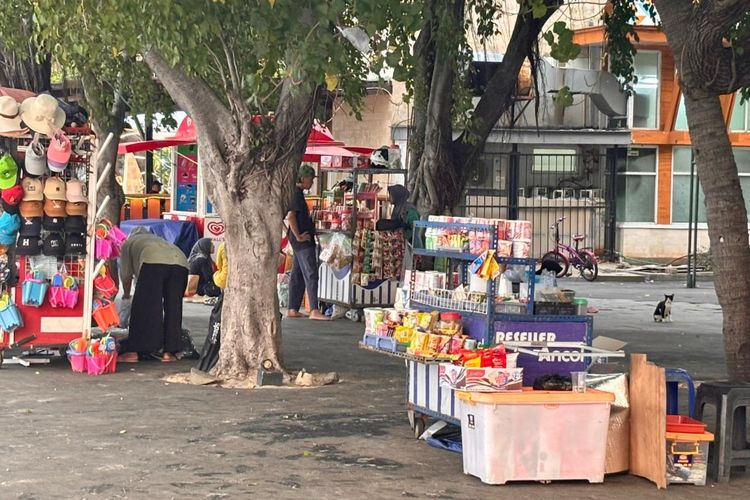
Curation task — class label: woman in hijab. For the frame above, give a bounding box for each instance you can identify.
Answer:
[188,238,221,298]
[376,184,421,278]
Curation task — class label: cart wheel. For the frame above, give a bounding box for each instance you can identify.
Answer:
[414,415,427,439]
[347,309,362,322]
[407,409,416,430]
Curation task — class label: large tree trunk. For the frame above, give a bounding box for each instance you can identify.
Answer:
[143,49,316,377]
[409,0,559,214]
[655,0,750,380]
[684,94,750,380]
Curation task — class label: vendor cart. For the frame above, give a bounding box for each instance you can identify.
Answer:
[0,126,103,366]
[359,218,612,435]
[314,166,407,321]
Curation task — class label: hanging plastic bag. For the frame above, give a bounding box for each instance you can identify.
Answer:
[319,232,352,271]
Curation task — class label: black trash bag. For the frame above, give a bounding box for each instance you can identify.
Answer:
[178,328,200,360]
[196,293,223,372]
[533,374,572,391]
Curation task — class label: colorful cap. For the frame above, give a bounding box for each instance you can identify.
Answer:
[0,154,19,190]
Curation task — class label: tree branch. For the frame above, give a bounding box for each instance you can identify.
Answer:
[142,48,232,150]
[454,0,560,165]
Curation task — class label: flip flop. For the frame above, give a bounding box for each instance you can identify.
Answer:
[287,311,307,318]
[118,353,139,363]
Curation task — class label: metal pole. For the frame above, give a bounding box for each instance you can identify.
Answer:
[687,149,696,288]
[509,144,519,220]
[145,123,154,192]
[692,169,700,287]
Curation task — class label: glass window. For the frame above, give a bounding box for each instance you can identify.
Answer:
[616,148,656,222]
[730,94,748,132]
[675,95,688,130]
[632,52,660,129]
[533,148,578,173]
[672,147,750,222]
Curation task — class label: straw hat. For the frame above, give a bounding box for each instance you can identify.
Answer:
[19,94,65,137]
[0,96,26,136]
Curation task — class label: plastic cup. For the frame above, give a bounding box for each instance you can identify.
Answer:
[571,371,587,393]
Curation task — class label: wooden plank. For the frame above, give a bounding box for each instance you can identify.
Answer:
[629,353,667,489]
[656,145,673,224]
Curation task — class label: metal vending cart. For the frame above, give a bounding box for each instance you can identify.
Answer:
[405,220,536,432]
[315,166,407,322]
[359,218,611,438]
[0,129,108,367]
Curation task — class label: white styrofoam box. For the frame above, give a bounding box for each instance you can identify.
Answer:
[458,391,612,484]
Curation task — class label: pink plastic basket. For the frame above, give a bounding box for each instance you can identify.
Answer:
[67,351,87,373]
[86,352,117,375]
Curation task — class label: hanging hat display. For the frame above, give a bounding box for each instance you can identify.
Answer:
[19,94,65,137]
[0,96,26,136]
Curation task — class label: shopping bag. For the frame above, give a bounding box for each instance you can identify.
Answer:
[117,298,132,328]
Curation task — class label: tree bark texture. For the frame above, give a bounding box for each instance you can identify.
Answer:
[83,74,127,225]
[409,0,559,214]
[655,0,750,380]
[143,49,317,377]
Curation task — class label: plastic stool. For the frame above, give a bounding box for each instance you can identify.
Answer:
[666,368,696,418]
[695,381,750,483]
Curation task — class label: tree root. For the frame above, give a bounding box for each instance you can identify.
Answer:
[161,368,340,389]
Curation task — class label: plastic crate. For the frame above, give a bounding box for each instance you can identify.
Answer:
[376,336,408,353]
[363,333,378,347]
[666,415,707,434]
[534,302,577,316]
[458,389,614,484]
[666,431,714,485]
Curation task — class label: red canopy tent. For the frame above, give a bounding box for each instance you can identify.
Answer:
[0,87,35,103]
[117,116,196,154]
[117,117,373,160]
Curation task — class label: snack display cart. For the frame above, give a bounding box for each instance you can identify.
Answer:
[359,217,600,436]
[314,165,407,320]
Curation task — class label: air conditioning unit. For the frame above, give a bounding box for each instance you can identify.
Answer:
[579,189,601,200]
[517,188,528,198]
[553,188,575,199]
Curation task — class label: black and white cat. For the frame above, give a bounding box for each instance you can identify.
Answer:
[653,294,674,322]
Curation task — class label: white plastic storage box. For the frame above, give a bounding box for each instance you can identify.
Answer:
[458,389,614,484]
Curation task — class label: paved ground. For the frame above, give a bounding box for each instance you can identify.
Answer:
[1,278,748,499]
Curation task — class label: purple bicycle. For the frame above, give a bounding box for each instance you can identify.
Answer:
[541,217,599,282]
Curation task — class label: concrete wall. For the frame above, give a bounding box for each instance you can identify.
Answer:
[617,227,710,260]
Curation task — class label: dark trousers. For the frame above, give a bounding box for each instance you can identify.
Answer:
[123,263,188,354]
[289,245,319,311]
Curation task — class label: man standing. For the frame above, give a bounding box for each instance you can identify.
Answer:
[286,164,328,321]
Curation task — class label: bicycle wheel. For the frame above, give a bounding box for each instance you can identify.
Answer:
[541,251,570,278]
[579,252,599,282]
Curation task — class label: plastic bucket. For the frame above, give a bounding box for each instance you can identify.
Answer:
[67,351,87,373]
[86,352,116,375]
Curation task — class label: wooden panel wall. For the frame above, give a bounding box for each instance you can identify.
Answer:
[657,145,672,224]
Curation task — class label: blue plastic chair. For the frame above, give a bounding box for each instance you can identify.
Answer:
[666,368,696,418]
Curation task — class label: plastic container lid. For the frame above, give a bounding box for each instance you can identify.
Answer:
[665,430,714,442]
[572,298,588,305]
[457,387,615,404]
[440,312,462,321]
[666,415,707,434]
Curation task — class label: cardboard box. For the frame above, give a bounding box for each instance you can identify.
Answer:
[439,364,523,392]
